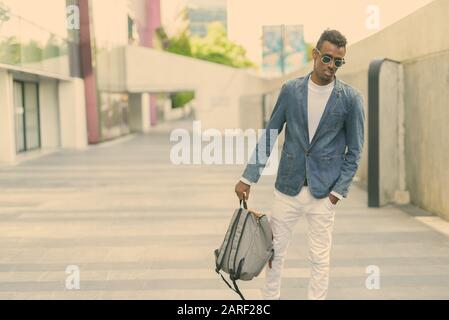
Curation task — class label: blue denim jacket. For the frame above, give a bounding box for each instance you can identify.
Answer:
[242,72,365,199]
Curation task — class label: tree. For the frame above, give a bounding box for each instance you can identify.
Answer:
[166,26,192,57]
[154,11,257,109]
[305,42,314,62]
[0,37,20,64]
[155,20,256,69]
[0,2,10,28]
[22,40,42,63]
[43,35,61,59]
[190,22,256,68]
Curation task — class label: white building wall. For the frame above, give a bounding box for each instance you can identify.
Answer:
[39,79,61,149]
[129,93,151,133]
[124,46,271,131]
[0,69,16,164]
[58,78,88,150]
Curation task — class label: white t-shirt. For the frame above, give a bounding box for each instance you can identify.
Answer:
[307,78,335,143]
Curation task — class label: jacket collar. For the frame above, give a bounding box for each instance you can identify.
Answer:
[298,71,343,93]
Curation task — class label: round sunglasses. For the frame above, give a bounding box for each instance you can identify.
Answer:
[315,48,346,68]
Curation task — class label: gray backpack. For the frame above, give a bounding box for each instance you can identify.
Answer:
[214,199,274,300]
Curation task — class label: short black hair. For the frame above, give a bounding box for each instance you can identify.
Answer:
[316,29,347,50]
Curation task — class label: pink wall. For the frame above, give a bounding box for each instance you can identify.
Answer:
[81,0,162,137]
[133,0,161,126]
[79,0,100,144]
[144,0,161,126]
[134,0,161,48]
[143,0,161,48]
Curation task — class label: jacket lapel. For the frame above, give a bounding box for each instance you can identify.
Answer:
[295,73,311,146]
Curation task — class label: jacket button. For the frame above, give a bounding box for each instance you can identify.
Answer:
[305,151,310,156]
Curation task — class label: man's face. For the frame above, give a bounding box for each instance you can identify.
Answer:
[313,40,346,82]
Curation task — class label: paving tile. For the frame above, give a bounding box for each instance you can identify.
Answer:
[0,129,448,300]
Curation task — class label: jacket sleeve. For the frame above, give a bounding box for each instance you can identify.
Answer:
[332,92,365,197]
[241,84,288,184]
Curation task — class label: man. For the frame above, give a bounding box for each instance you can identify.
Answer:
[234,29,365,300]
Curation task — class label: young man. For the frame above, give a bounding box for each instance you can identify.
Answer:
[235,29,365,300]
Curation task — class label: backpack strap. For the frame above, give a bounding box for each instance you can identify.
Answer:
[215,207,243,273]
[228,210,250,277]
[232,278,245,300]
[217,270,246,300]
[239,199,248,210]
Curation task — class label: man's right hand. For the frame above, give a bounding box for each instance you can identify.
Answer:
[235,180,251,201]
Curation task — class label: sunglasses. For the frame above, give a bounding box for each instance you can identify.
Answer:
[315,48,346,68]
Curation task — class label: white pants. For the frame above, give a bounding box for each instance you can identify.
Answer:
[261,186,336,300]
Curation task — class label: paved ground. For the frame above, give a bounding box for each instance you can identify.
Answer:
[1,122,449,300]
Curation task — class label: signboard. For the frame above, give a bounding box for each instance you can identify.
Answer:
[262,24,307,77]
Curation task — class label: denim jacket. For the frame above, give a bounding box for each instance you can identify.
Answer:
[242,72,365,199]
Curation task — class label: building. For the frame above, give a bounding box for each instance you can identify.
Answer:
[0,0,270,165]
[186,0,227,37]
[0,0,163,163]
[262,24,307,77]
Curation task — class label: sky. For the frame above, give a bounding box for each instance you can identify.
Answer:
[161,0,436,65]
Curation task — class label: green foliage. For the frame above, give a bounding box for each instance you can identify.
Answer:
[166,27,192,57]
[156,21,256,69]
[305,42,314,62]
[171,91,195,109]
[0,36,21,64]
[21,40,43,63]
[154,27,170,50]
[154,11,258,108]
[190,22,256,68]
[43,35,61,59]
[0,35,66,65]
[0,3,11,23]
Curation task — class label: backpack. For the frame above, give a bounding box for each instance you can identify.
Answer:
[214,199,274,300]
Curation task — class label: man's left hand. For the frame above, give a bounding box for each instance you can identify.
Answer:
[328,193,339,205]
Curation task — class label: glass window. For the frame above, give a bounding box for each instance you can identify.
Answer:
[13,80,41,153]
[99,92,130,140]
[24,82,40,150]
[0,0,71,76]
[13,81,25,153]
[90,0,131,141]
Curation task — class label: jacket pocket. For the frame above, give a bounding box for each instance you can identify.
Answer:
[277,150,294,178]
[319,154,345,185]
[324,112,344,130]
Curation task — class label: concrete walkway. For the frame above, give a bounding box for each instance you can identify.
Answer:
[1,124,449,300]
